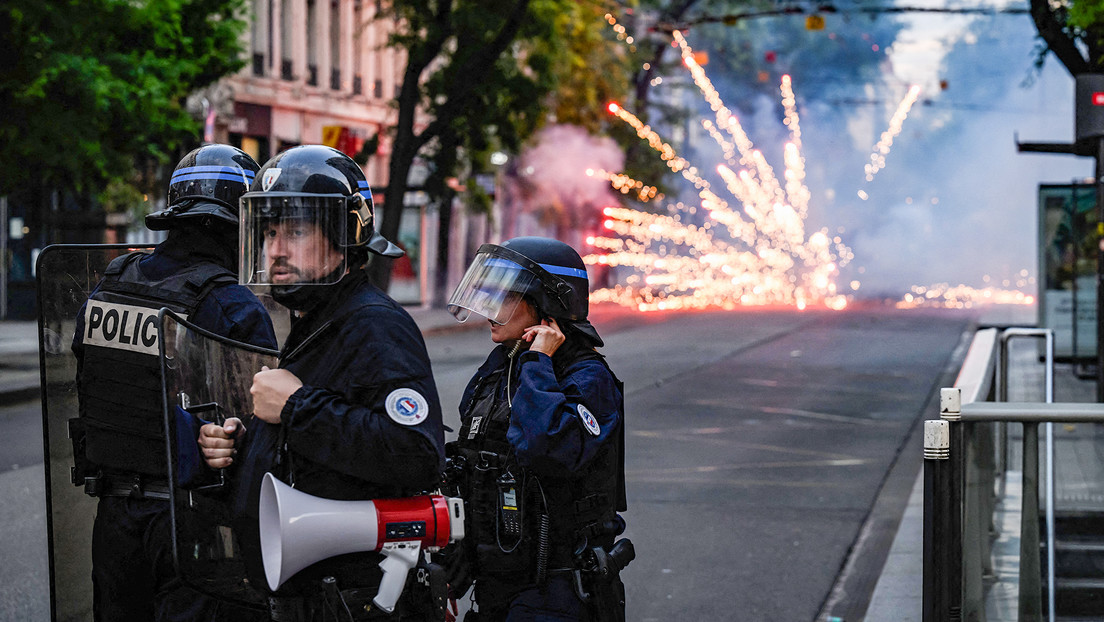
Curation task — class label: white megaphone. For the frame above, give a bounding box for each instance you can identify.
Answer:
[258,472,465,613]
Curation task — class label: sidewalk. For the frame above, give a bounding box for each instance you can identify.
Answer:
[0,319,40,406]
[864,336,1100,622]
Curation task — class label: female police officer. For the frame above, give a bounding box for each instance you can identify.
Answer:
[444,237,630,621]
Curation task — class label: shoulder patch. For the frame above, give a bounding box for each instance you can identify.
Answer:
[385,388,430,426]
[577,403,601,436]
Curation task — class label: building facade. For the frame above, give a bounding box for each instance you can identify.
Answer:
[214,0,403,185]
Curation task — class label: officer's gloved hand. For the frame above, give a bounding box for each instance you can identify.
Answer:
[198,417,246,468]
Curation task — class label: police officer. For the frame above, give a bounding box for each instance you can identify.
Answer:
[72,143,278,621]
[444,237,631,621]
[198,144,446,621]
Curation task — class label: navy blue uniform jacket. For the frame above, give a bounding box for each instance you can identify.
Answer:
[460,345,622,478]
[236,270,445,514]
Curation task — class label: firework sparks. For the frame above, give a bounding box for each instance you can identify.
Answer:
[592,26,1027,314]
[586,30,852,312]
[586,168,662,202]
[864,85,922,183]
[896,283,1034,309]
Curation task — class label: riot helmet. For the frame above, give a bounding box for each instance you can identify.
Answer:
[147,144,260,231]
[239,145,402,306]
[448,236,602,345]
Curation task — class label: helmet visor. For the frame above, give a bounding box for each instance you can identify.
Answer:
[447,248,538,325]
[240,193,349,287]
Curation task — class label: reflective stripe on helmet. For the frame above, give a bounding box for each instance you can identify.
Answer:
[171,166,256,184]
[356,180,372,202]
[537,262,588,279]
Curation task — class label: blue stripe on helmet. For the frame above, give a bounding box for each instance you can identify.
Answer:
[538,263,588,279]
[172,166,255,182]
[357,181,372,200]
[170,172,254,185]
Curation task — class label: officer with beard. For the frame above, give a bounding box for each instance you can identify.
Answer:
[198,144,446,621]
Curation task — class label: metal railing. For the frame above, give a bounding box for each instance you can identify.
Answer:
[921,327,1104,622]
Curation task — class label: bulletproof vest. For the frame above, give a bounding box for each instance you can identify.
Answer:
[77,252,237,476]
[452,347,626,575]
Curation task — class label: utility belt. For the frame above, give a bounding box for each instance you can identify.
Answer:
[68,414,168,493]
[81,472,171,501]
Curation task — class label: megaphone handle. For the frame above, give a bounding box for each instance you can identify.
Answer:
[373,542,421,613]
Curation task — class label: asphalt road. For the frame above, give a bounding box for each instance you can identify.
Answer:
[426,305,974,621]
[0,304,975,621]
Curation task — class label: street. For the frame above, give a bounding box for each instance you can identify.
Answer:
[0,304,974,621]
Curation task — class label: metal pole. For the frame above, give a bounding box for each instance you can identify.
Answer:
[924,419,951,622]
[997,330,1009,499]
[1095,137,1104,402]
[961,419,988,621]
[0,196,7,320]
[0,195,7,320]
[940,389,964,622]
[1044,331,1055,622]
[1072,182,1080,363]
[1020,422,1043,621]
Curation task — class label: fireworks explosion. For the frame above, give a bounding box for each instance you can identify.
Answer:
[586,21,1033,313]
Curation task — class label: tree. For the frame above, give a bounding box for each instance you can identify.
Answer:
[0,0,247,237]
[1030,0,1104,74]
[370,0,635,292]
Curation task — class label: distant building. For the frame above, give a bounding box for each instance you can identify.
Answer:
[210,0,404,187]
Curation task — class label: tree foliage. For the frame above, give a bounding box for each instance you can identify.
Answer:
[0,0,248,202]
[1030,0,1104,74]
[370,0,635,290]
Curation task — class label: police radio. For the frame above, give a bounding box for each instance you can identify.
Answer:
[497,472,522,541]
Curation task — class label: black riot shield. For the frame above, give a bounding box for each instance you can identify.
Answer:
[158,309,278,608]
[36,243,155,622]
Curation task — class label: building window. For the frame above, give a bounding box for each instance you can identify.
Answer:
[353,0,363,94]
[306,0,317,85]
[374,79,383,99]
[251,0,268,76]
[330,0,341,90]
[280,0,293,81]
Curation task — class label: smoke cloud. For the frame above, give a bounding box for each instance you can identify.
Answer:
[514,124,625,237]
